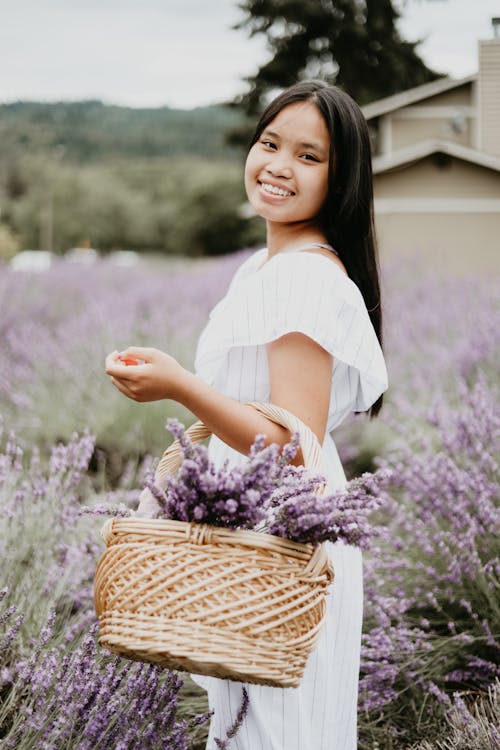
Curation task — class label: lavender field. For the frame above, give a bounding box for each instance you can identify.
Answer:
[0,251,498,749]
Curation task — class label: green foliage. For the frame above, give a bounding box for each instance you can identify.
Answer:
[0,223,19,260]
[410,682,500,750]
[0,100,262,256]
[0,155,264,255]
[0,431,210,748]
[233,0,443,115]
[0,100,244,163]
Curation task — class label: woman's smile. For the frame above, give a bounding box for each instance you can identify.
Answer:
[258,180,295,200]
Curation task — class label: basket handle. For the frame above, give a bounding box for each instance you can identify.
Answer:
[136,401,325,517]
[155,401,323,482]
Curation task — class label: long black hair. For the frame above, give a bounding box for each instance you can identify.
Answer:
[249,80,384,417]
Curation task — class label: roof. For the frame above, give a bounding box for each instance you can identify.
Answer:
[362,74,477,120]
[372,139,500,175]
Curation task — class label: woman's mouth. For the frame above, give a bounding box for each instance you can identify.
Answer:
[258,181,294,198]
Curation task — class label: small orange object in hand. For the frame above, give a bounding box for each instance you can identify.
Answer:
[118,355,144,366]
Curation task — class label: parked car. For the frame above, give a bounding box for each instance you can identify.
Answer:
[10,250,54,272]
[65,247,99,264]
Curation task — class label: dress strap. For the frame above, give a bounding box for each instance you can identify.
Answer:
[307,242,340,258]
[257,243,341,273]
[286,242,340,258]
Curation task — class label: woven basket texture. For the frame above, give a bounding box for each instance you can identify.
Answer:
[94,402,334,688]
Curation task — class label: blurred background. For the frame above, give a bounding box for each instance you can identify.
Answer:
[0,0,498,269]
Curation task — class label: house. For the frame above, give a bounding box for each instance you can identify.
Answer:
[363,26,500,269]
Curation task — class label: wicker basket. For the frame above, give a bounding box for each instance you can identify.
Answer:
[94,402,334,688]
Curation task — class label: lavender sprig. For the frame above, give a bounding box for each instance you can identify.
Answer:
[79,503,132,518]
[214,686,249,749]
[267,471,390,548]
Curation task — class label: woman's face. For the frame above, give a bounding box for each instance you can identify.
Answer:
[244,101,330,227]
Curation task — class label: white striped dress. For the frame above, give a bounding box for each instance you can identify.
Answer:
[192,246,388,750]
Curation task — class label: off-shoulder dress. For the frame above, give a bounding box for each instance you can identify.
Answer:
[192,246,388,750]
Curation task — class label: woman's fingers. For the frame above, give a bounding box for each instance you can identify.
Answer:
[106,347,154,376]
[110,376,138,400]
[105,352,128,377]
[118,346,155,362]
[105,346,174,402]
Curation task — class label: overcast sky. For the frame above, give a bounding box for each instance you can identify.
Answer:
[1,0,498,109]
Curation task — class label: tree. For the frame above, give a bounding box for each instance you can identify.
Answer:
[233,0,443,116]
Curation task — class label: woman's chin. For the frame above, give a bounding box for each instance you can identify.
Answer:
[248,197,291,223]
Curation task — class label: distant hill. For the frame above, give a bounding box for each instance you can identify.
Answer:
[0,100,246,162]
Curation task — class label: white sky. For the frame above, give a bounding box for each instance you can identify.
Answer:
[0,0,498,109]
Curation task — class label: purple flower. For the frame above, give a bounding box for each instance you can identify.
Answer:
[2,609,209,749]
[134,422,383,548]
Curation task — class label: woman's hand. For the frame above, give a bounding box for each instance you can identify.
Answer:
[104,347,187,403]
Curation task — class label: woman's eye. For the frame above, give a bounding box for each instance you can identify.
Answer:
[261,140,277,149]
[300,153,318,162]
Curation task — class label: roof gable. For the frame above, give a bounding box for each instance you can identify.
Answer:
[362,74,476,120]
[372,138,500,175]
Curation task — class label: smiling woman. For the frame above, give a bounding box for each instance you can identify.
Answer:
[105,80,388,750]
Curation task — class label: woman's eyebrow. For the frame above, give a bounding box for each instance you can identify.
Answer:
[261,129,280,140]
[262,129,326,156]
[297,140,326,155]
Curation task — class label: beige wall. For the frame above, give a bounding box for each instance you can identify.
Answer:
[373,83,475,155]
[374,157,500,199]
[478,39,500,157]
[373,156,500,273]
[391,116,471,151]
[375,212,499,273]
[416,85,472,108]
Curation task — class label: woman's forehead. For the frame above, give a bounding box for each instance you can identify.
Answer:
[264,101,330,151]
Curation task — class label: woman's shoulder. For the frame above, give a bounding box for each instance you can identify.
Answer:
[236,246,267,270]
[227,247,267,288]
[260,248,365,308]
[276,247,350,284]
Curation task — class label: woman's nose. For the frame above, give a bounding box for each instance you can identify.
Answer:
[265,157,292,179]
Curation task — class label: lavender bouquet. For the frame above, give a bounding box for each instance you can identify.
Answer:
[94,418,386,549]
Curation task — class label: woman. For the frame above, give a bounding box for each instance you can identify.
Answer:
[105,80,388,749]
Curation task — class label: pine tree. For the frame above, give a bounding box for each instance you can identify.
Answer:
[234,0,442,115]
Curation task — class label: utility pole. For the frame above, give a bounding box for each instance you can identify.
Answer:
[39,144,65,252]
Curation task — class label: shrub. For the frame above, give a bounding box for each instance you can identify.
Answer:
[0,423,211,749]
[358,375,499,747]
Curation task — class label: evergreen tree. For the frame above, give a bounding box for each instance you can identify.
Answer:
[234,0,442,115]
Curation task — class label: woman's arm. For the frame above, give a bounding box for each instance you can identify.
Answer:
[105,334,332,465]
